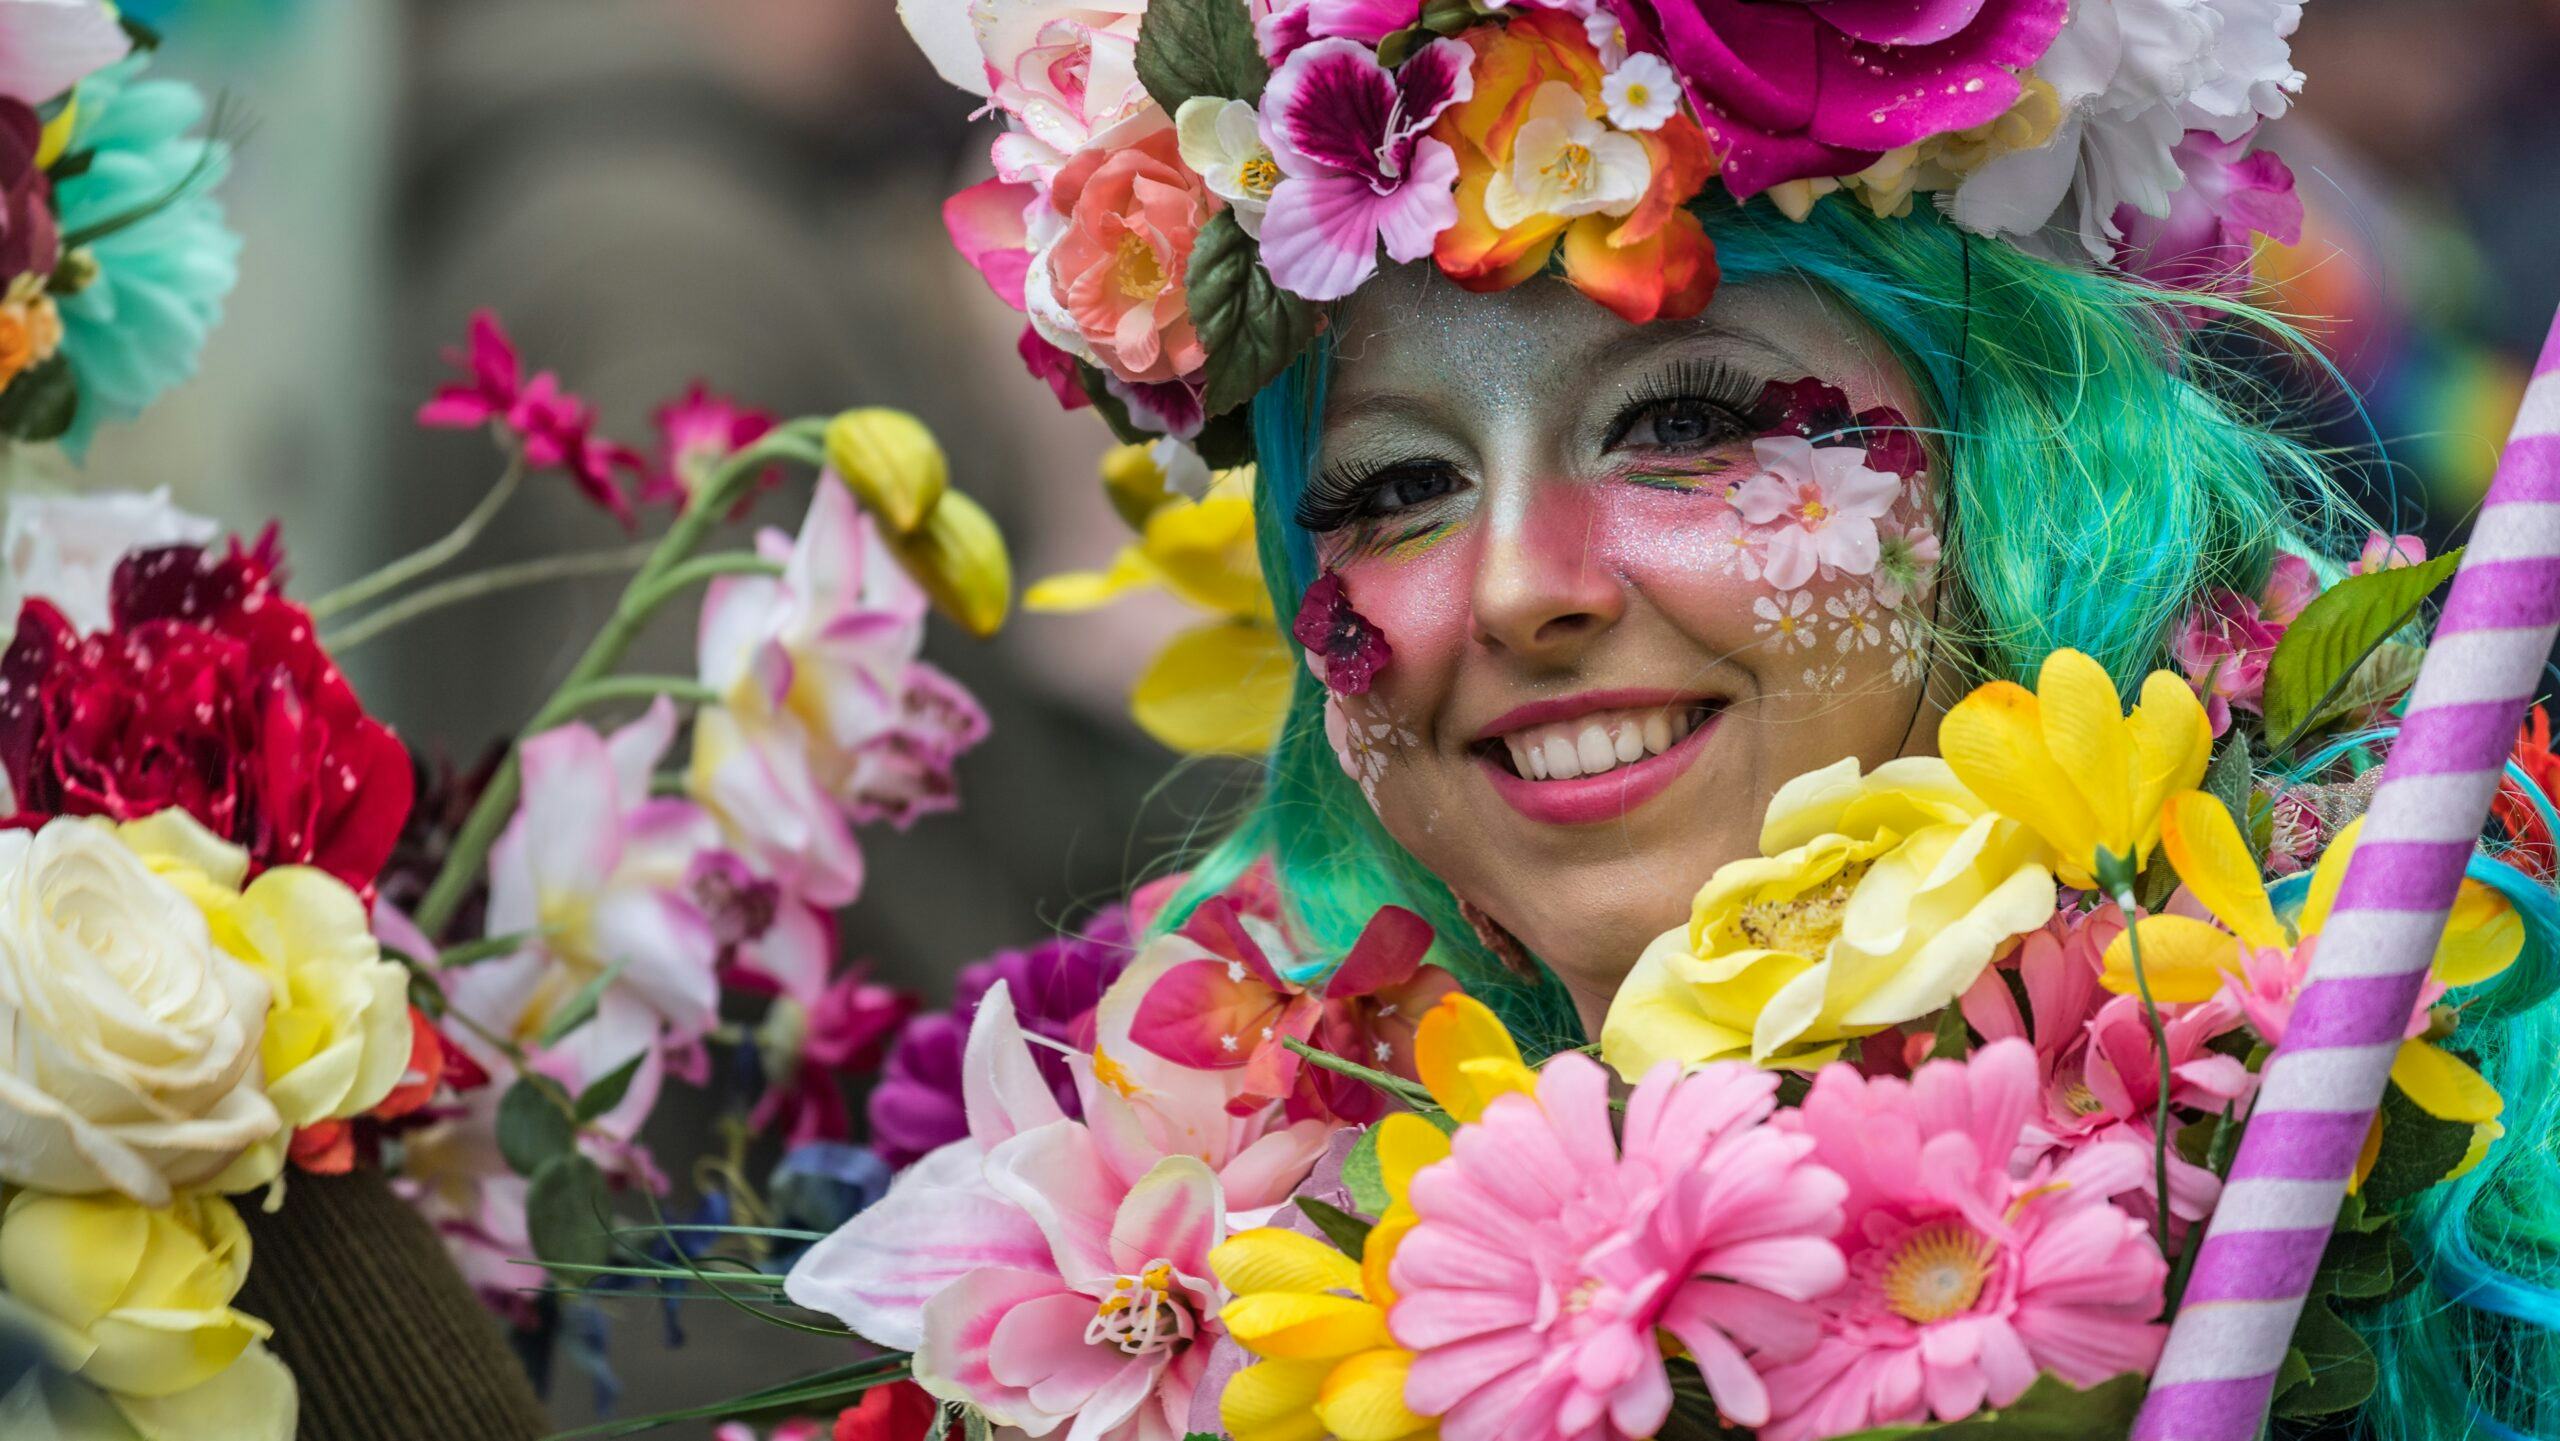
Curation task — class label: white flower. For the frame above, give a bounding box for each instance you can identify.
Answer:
[1483,83,1652,228]
[1753,591,1818,651]
[1953,0,2303,259]
[1601,54,1680,133]
[1150,435,1215,500]
[0,818,279,1206]
[1583,10,1628,67]
[1176,96,1280,238]
[0,488,217,636]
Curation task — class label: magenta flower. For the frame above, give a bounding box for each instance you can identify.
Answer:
[1390,1054,1848,1435]
[642,381,777,511]
[1759,1041,2167,1441]
[1605,0,2069,197]
[1257,0,1423,60]
[748,963,916,1147]
[2112,129,2303,324]
[1292,571,1393,695]
[2171,585,2282,736]
[2260,553,2319,626]
[1256,36,1473,302]
[942,176,1037,311]
[418,310,644,524]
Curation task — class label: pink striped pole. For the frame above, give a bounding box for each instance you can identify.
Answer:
[2133,310,2560,1440]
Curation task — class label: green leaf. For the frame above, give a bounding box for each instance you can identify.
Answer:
[2360,1081,2476,1215]
[1821,1372,2149,1441]
[2202,730,2256,840]
[926,1406,956,1441]
[1341,1125,1394,1215]
[2271,1298,2379,1418]
[2262,548,2462,750]
[575,1052,648,1123]
[497,1077,578,1176]
[1928,1003,1971,1061]
[963,1406,992,1441]
[0,355,78,442]
[1187,210,1322,420]
[526,1153,612,1276]
[1134,0,1269,114]
[537,959,630,1048]
[1294,1196,1376,1259]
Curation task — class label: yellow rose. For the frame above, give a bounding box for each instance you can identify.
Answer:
[0,1189,294,1441]
[0,818,278,1205]
[117,811,413,1191]
[1602,757,2058,1071]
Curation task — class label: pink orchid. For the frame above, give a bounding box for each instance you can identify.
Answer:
[1390,1054,1848,1436]
[2171,586,2281,736]
[2112,129,2304,325]
[1129,901,1454,1123]
[642,382,778,511]
[418,310,644,525]
[1256,36,1473,302]
[943,177,1038,311]
[1728,435,1902,591]
[2353,531,2428,577]
[1760,1041,2167,1441]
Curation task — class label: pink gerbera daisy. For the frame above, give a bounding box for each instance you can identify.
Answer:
[1759,1040,2167,1441]
[1388,1053,1848,1440]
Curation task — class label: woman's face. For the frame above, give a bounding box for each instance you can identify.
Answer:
[1304,266,1946,1031]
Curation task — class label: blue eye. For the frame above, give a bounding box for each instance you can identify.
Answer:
[1297,460,1467,531]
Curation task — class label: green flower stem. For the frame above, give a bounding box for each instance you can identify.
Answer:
[551,675,722,716]
[321,542,658,653]
[408,428,822,940]
[2111,877,2179,1260]
[308,447,525,621]
[1281,1036,1439,1111]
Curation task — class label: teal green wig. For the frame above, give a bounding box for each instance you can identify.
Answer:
[1149,195,2560,1438]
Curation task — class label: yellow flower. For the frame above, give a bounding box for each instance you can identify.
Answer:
[1028,458,1292,755]
[1213,1217,1435,1441]
[1939,648,2212,893]
[825,407,948,535]
[1410,992,1538,1123]
[0,1189,296,1441]
[1602,757,2058,1072]
[2102,794,2522,1149]
[117,810,414,1192]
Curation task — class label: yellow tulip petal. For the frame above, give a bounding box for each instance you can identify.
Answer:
[1220,1292,1393,1360]
[1361,1206,1418,1309]
[1130,621,1294,756]
[1211,1228,1362,1298]
[2099,915,2244,1003]
[2436,880,2526,989]
[2348,1112,2383,1195]
[2127,669,2214,854]
[2037,650,2139,858]
[2391,1041,2505,1125]
[2297,816,2364,938]
[1144,493,1272,620]
[1023,548,1156,613]
[1222,1357,1335,1441]
[2162,791,2287,951]
[1940,680,2101,884]
[1318,1349,1435,1441]
[1415,995,1534,1123]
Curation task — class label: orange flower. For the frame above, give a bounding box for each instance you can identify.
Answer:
[0,272,60,388]
[1430,11,1718,324]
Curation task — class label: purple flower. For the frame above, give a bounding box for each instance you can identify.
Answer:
[1257,36,1473,302]
[2112,129,2303,326]
[1292,571,1394,695]
[1605,0,2068,198]
[864,906,1136,1168]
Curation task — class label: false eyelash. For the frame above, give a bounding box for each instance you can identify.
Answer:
[1602,357,1767,450]
[1295,456,1461,534]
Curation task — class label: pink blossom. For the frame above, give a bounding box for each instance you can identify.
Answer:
[1256,37,1472,302]
[748,962,917,1147]
[1042,128,1220,387]
[944,177,1038,311]
[1257,0,1422,59]
[2112,130,2303,325]
[1728,435,1902,591]
[643,382,778,511]
[1759,1041,2167,1441]
[1018,325,1092,411]
[1390,1054,1848,1436]
[2259,553,2319,627]
[2171,587,2280,736]
[417,310,645,525]
[2353,531,2428,576]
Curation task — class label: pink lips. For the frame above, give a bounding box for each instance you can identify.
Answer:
[1475,693,1721,827]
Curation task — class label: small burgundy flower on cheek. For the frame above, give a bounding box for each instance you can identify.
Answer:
[1750,377,1929,480]
[1291,571,1394,695]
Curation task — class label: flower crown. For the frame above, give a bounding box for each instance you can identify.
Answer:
[913,0,2307,467]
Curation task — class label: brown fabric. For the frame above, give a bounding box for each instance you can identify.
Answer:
[234,1167,551,1441]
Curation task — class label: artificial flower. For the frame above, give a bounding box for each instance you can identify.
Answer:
[0,1189,294,1441]
[1758,1041,2166,1441]
[890,483,1016,639]
[52,53,240,454]
[1292,571,1392,696]
[2354,531,2428,576]
[416,309,646,523]
[1257,36,1472,303]
[1038,127,1220,387]
[1729,435,1904,590]
[830,1381,940,1441]
[0,816,279,1205]
[1212,1225,1431,1441]
[0,270,59,392]
[826,407,950,537]
[2497,705,2560,879]
[2112,128,2302,320]
[644,381,778,510]
[1604,0,2070,198]
[0,0,129,105]
[1763,78,2064,223]
[1482,82,1653,230]
[1603,756,2057,1071]
[1178,96,1283,239]
[1601,53,1679,132]
[748,962,914,1147]
[1938,648,2211,892]
[0,486,216,635]
[2171,584,2282,736]
[1408,992,1539,1124]
[1129,900,1455,1124]
[944,175,1037,313]
[899,0,1150,177]
[1393,1054,1849,1435]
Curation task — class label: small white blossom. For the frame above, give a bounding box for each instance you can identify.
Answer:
[1602,54,1680,133]
[1175,95,1279,238]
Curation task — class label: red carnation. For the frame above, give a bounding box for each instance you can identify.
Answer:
[0,533,413,895]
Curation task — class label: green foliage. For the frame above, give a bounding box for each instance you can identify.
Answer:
[1296,1195,1376,1258]
[2273,1197,2418,1420]
[1189,211,1322,419]
[497,1077,576,1175]
[1135,0,1269,113]
[576,1052,647,1123]
[1927,1002,1972,1061]
[2202,731,2256,841]
[2261,548,2462,750]
[1340,1112,1454,1214]
[0,355,78,441]
[2361,1083,2477,1216]
[537,958,630,1047]
[526,1152,611,1276]
[1823,1372,2149,1440]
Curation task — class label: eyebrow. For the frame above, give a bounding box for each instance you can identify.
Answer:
[1325,316,1814,426]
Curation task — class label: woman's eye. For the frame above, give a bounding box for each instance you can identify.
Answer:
[1362,465,1462,516]
[1613,396,1742,451]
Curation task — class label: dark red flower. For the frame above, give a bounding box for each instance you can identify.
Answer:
[417,310,644,525]
[0,534,414,895]
[1750,377,1927,478]
[2496,705,2560,879]
[1291,572,1392,696]
[0,99,56,283]
[834,1381,938,1441]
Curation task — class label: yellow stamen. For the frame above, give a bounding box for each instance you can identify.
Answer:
[1544,142,1594,193]
[1880,1221,1994,1323]
[1115,232,1167,300]
[1238,154,1280,197]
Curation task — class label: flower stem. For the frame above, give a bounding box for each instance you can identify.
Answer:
[321,542,657,652]
[409,428,823,940]
[309,446,526,621]
[551,675,721,715]
[1281,1037,1439,1111]
[2113,885,2179,1259]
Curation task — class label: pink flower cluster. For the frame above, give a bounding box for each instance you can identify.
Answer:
[2171,552,2320,735]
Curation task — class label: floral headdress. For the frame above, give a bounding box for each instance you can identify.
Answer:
[914,0,2306,466]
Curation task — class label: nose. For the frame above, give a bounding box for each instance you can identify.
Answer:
[1468,481,1626,661]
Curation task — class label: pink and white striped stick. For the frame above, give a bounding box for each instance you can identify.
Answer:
[2133,310,2560,1440]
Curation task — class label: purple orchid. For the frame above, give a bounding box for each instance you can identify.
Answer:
[1256,35,1474,302]
[2113,129,2304,326]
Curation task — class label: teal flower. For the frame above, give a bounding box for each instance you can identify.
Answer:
[52,53,239,453]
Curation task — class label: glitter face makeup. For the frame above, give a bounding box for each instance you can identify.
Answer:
[1302,265,1945,1030]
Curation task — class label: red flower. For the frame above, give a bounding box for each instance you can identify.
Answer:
[0,98,57,283]
[642,381,778,512]
[2496,705,2560,879]
[1751,376,1926,478]
[418,310,644,525]
[834,1381,938,1441]
[1291,572,1393,696]
[0,534,414,895]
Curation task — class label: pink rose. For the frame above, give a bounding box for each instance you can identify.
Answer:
[1043,129,1219,386]
[2353,531,2428,576]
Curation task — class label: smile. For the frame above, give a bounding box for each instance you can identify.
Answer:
[1471,690,1723,826]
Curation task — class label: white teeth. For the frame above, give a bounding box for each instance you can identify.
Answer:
[1495,703,1712,782]
[1613,725,1645,765]
[1642,712,1672,754]
[1544,734,1583,780]
[1575,726,1614,775]
[1528,745,1549,779]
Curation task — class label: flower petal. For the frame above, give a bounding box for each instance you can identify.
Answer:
[2162,790,2286,950]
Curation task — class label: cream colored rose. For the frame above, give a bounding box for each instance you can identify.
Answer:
[0,1189,296,1441]
[1602,757,2058,1072]
[0,818,279,1205]
[117,811,413,1191]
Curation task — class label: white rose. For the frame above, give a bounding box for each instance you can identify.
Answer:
[0,488,218,636]
[0,817,279,1206]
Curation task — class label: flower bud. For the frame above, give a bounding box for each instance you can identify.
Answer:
[1101,442,1174,530]
[826,407,948,536]
[895,487,1012,638]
